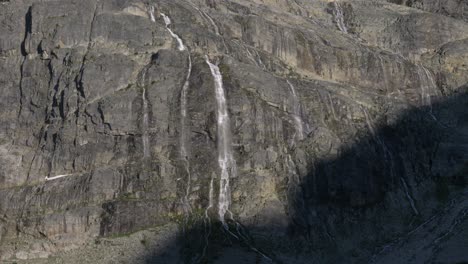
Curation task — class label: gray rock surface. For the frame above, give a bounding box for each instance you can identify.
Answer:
[0,0,467,263]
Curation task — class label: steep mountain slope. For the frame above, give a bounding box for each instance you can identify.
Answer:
[0,0,467,263]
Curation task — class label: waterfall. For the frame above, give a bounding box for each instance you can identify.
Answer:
[45,174,72,181]
[363,108,394,180]
[199,177,214,261]
[180,55,192,213]
[180,55,192,160]
[254,49,266,70]
[363,108,393,180]
[203,11,220,36]
[333,1,348,33]
[328,93,338,120]
[160,13,186,51]
[417,65,438,120]
[401,178,420,215]
[205,56,236,225]
[363,108,418,215]
[202,60,272,260]
[188,1,220,36]
[205,177,215,219]
[142,86,150,158]
[287,80,304,141]
[148,6,192,210]
[285,153,299,190]
[148,6,156,22]
[377,55,389,94]
[139,66,150,159]
[418,65,433,106]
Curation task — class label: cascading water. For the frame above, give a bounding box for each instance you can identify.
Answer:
[148,6,192,213]
[201,177,214,259]
[205,56,236,226]
[417,65,438,120]
[286,155,303,212]
[148,5,267,259]
[187,1,220,36]
[180,55,192,215]
[328,93,338,120]
[160,13,186,51]
[377,55,389,94]
[332,1,348,33]
[142,85,150,158]
[287,80,305,141]
[205,178,215,220]
[186,1,229,52]
[149,6,156,22]
[180,55,192,160]
[418,66,432,106]
[203,11,220,36]
[201,62,272,259]
[45,174,73,181]
[255,49,266,70]
[363,108,419,215]
[138,63,150,159]
[401,177,420,215]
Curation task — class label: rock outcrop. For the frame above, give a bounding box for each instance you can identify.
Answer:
[0,0,467,263]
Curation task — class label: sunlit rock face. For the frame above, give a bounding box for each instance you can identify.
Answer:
[0,0,467,263]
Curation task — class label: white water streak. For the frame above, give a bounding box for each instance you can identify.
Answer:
[418,65,433,106]
[418,65,438,120]
[363,108,393,180]
[149,6,156,22]
[333,1,348,33]
[245,47,258,65]
[160,13,186,51]
[199,177,214,261]
[191,3,219,36]
[287,155,300,183]
[205,57,236,225]
[180,55,192,160]
[142,86,150,158]
[401,178,420,215]
[45,174,73,181]
[254,49,266,70]
[205,178,215,219]
[181,55,192,211]
[204,12,220,36]
[363,108,418,215]
[328,93,338,120]
[378,55,389,94]
[287,80,304,141]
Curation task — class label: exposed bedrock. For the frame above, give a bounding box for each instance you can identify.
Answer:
[0,0,467,263]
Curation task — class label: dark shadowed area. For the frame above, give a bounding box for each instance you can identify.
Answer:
[143,88,468,263]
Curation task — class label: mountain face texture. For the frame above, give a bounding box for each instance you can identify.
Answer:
[0,0,467,263]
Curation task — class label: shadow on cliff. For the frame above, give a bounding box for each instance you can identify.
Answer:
[141,86,468,263]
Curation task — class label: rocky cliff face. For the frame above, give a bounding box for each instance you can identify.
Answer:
[0,0,467,263]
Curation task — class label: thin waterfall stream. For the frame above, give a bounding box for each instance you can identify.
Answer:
[204,56,272,262]
[148,6,192,216]
[363,108,419,215]
[417,64,438,121]
[180,54,192,216]
[142,84,150,158]
[149,6,270,260]
[205,56,236,226]
[160,13,186,51]
[287,80,305,141]
[333,1,348,33]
